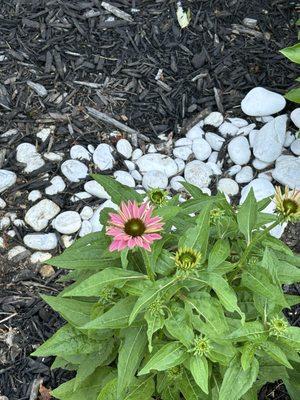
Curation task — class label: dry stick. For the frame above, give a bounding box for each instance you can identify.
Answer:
[86,107,150,144]
[101,2,133,22]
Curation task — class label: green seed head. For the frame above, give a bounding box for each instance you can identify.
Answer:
[167,365,183,380]
[175,247,202,271]
[147,188,169,207]
[210,208,225,222]
[269,316,288,337]
[148,298,164,316]
[193,335,212,356]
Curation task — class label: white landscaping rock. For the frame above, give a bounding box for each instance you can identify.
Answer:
[131,170,142,182]
[205,132,225,151]
[93,143,115,170]
[173,146,192,160]
[36,128,51,142]
[253,115,287,163]
[124,160,135,171]
[0,170,16,193]
[8,245,29,261]
[184,160,212,188]
[227,165,242,176]
[80,206,94,220]
[240,178,275,204]
[70,145,91,161]
[272,156,300,189]
[70,192,92,202]
[0,217,10,230]
[252,159,271,170]
[284,131,295,148]
[238,123,256,136]
[28,190,42,202]
[228,137,251,165]
[79,220,93,237]
[142,170,168,190]
[44,152,63,162]
[175,158,185,173]
[291,108,300,128]
[291,139,300,155]
[114,170,135,187]
[204,112,223,127]
[61,159,88,182]
[175,138,192,147]
[249,129,258,148]
[219,122,239,137]
[84,180,110,199]
[131,148,143,161]
[30,251,52,264]
[217,178,239,196]
[192,138,212,161]
[89,200,118,232]
[208,152,218,164]
[61,235,74,248]
[136,154,178,177]
[24,233,58,250]
[228,117,248,128]
[25,199,60,231]
[170,176,186,191]
[186,123,204,140]
[235,166,253,184]
[241,87,286,116]
[52,211,82,234]
[16,143,45,173]
[0,198,6,209]
[116,139,133,158]
[45,176,66,195]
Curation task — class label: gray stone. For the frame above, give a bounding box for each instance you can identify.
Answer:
[16,143,45,173]
[142,170,168,190]
[0,170,16,193]
[272,156,300,189]
[24,233,58,250]
[25,199,60,231]
[136,154,178,177]
[84,180,110,199]
[45,176,66,195]
[70,145,91,161]
[217,178,239,196]
[192,138,212,161]
[235,166,253,184]
[52,211,82,234]
[93,143,115,170]
[228,137,251,165]
[241,87,286,116]
[61,159,88,182]
[116,139,133,158]
[114,170,135,187]
[184,160,212,188]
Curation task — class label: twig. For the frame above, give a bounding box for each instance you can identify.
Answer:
[0,313,17,324]
[101,2,133,22]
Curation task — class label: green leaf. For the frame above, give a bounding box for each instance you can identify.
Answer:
[48,232,120,270]
[139,342,187,375]
[91,174,143,204]
[145,310,164,352]
[285,87,300,103]
[198,273,245,321]
[280,43,300,64]
[165,309,194,347]
[179,204,211,259]
[97,378,117,400]
[277,261,300,284]
[241,343,256,371]
[279,326,300,350]
[31,324,105,357]
[262,341,293,369]
[118,326,147,398]
[227,321,267,342]
[124,376,155,400]
[41,295,94,327]
[237,188,257,244]
[189,355,209,394]
[129,277,178,325]
[63,268,147,297]
[208,239,230,270]
[178,369,206,400]
[242,269,288,307]
[219,356,259,400]
[82,297,137,330]
[52,367,116,400]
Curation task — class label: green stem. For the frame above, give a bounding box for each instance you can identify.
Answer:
[141,248,155,281]
[237,219,283,268]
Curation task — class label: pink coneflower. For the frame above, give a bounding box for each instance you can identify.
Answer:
[106,201,164,252]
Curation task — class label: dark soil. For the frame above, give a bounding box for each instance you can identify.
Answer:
[0,1,299,399]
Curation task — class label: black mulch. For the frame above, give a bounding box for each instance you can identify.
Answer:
[0,0,299,399]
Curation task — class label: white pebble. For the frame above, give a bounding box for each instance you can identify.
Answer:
[142,170,168,190]
[25,199,60,231]
[124,160,135,171]
[88,144,95,153]
[80,206,94,220]
[8,246,29,261]
[186,123,204,140]
[45,176,66,195]
[241,87,286,116]
[227,165,241,176]
[256,116,274,123]
[192,138,212,161]
[131,148,143,161]
[175,158,185,173]
[44,152,63,162]
[93,143,115,170]
[30,252,52,264]
[228,137,251,165]
[84,180,110,199]
[208,151,218,164]
[252,159,271,170]
[235,166,253,184]
[70,145,91,161]
[291,139,300,155]
[136,154,178,177]
[79,220,93,237]
[228,117,248,128]
[204,112,223,127]
[240,178,275,204]
[36,128,51,142]
[219,122,239,137]
[0,198,6,209]
[272,156,300,189]
[28,190,42,202]
[131,170,143,182]
[175,138,192,147]
[52,211,82,234]
[24,233,58,250]
[291,108,300,128]
[207,162,222,176]
[116,139,132,158]
[184,160,212,188]
[173,146,192,160]
[0,170,17,193]
[147,144,157,153]
[170,176,186,191]
[61,159,88,182]
[70,192,92,202]
[13,219,25,227]
[205,132,225,151]
[249,129,258,148]
[27,81,47,97]
[16,143,45,173]
[258,171,273,181]
[218,178,239,196]
[284,131,295,148]
[114,170,135,187]
[61,235,74,248]
[89,200,118,232]
[0,217,10,230]
[238,123,256,136]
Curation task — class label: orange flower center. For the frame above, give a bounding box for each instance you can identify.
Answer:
[124,218,146,237]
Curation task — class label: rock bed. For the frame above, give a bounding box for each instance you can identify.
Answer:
[1,87,300,266]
